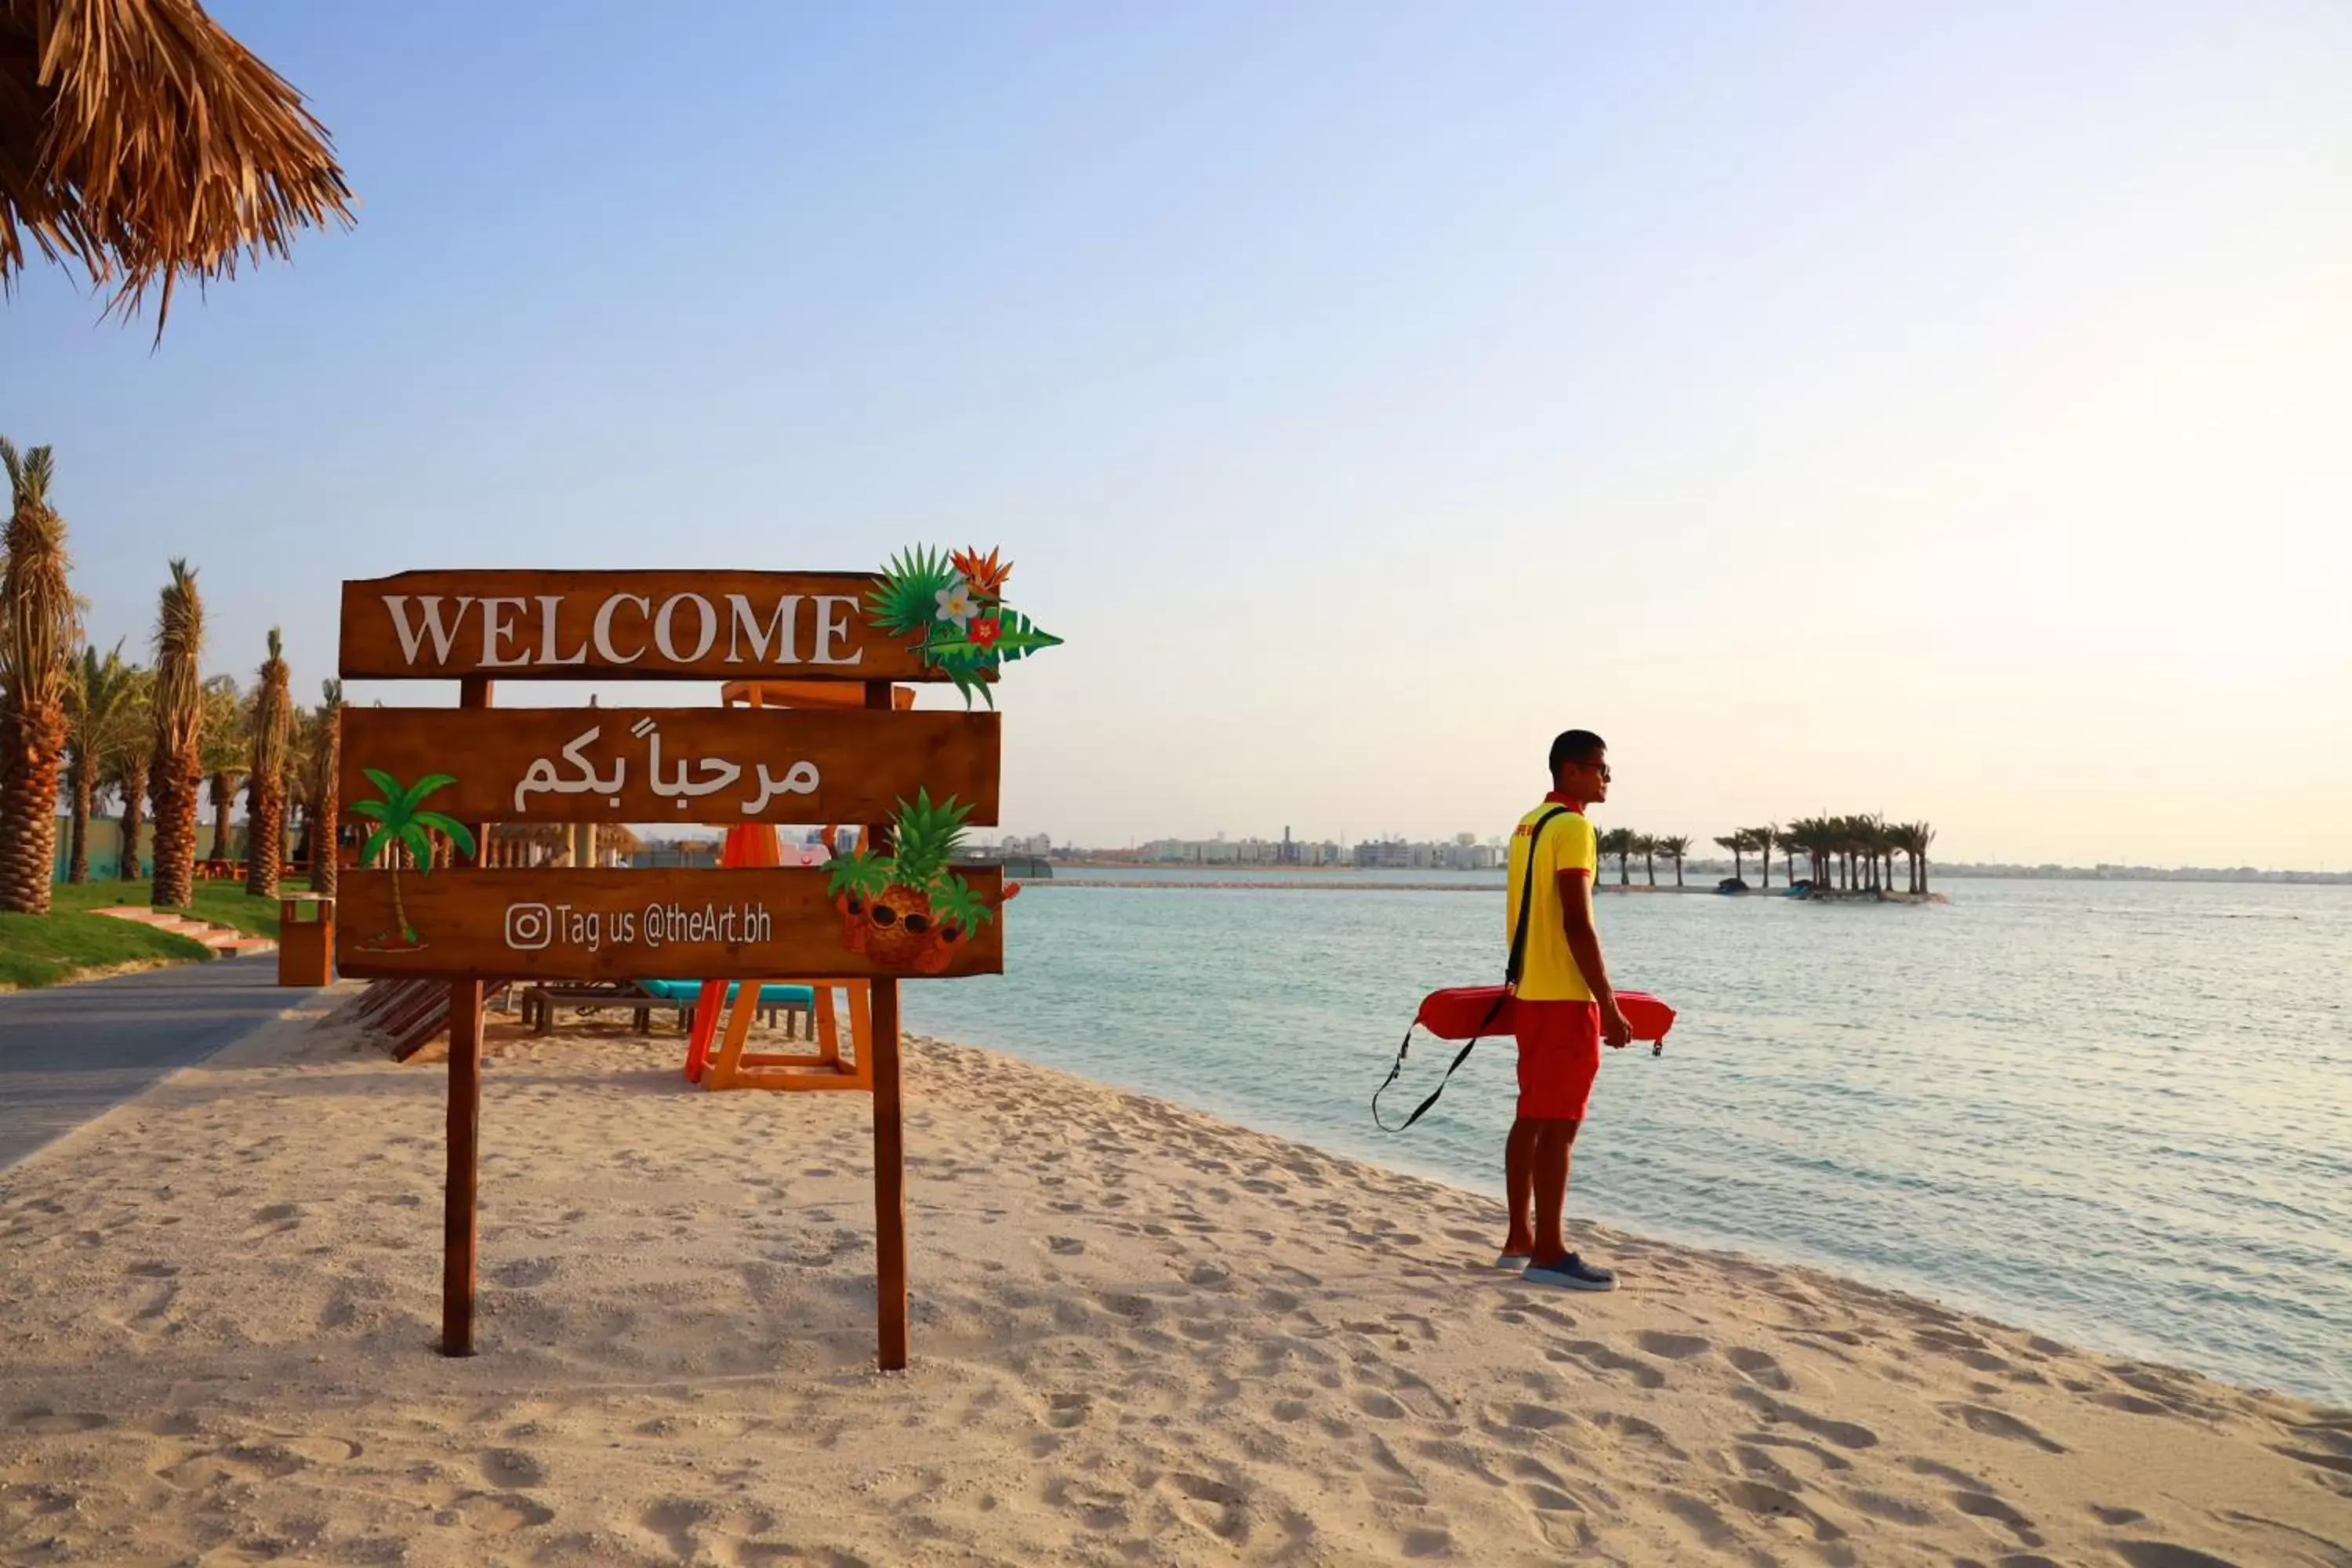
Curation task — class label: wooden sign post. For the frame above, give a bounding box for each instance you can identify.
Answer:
[338,558,1056,1369]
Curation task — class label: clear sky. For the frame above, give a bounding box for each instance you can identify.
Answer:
[5,3,2347,868]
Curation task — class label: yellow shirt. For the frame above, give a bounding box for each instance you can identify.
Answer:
[1504,801,1599,1001]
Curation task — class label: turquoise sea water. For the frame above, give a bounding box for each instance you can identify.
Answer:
[902,876,2352,1406]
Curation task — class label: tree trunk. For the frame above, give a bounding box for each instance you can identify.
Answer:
[119,762,148,882]
[1673,855,1684,887]
[1918,854,1930,897]
[1759,844,1771,889]
[245,782,283,898]
[1732,849,1744,883]
[315,712,340,898]
[67,757,92,883]
[0,701,67,913]
[207,773,234,863]
[151,751,202,909]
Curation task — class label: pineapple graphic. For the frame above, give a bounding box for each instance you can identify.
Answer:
[828,790,1000,974]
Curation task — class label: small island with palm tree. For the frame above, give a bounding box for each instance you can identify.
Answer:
[1595,816,1943,902]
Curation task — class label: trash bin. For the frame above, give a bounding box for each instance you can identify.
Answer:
[279,895,334,986]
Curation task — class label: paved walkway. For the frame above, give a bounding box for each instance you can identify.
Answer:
[0,956,314,1170]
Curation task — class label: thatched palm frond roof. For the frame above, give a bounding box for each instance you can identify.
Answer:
[0,0,354,332]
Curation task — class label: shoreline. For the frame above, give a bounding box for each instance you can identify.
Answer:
[1033,878,1948,901]
[0,1000,2339,1564]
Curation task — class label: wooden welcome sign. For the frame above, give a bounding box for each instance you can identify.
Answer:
[338,550,1058,1369]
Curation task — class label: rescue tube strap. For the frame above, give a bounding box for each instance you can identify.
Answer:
[1374,806,1569,1131]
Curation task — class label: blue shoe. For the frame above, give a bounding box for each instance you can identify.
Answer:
[1523,1253,1617,1292]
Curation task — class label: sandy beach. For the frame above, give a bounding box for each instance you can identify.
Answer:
[2,995,2346,1567]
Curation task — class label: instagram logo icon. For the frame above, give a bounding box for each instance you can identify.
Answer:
[504,902,553,950]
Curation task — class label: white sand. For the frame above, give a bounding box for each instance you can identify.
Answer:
[2,992,2346,1566]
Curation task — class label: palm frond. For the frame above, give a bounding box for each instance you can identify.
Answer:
[401,772,456,808]
[866,546,959,637]
[411,811,475,861]
[0,0,357,338]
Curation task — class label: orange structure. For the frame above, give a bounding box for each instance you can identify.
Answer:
[277,894,335,986]
[681,681,907,1091]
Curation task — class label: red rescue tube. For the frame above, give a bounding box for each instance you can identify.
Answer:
[1414,986,1675,1044]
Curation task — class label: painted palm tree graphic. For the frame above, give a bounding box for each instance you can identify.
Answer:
[350,770,475,949]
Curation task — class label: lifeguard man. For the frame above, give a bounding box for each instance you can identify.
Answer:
[1498,729,1635,1290]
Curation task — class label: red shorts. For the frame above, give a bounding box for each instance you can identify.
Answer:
[1514,1000,1601,1121]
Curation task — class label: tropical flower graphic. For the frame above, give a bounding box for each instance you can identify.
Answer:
[867,544,1062,709]
[935,578,977,627]
[950,546,1014,596]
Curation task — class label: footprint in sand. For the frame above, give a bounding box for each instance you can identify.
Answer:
[1044,1235,1085,1255]
[1844,1487,1937,1525]
[1938,1402,2067,1454]
[1727,1346,1795,1391]
[2269,1440,2352,1479]
[1167,1472,1249,1544]
[1548,1339,1666,1389]
[481,1448,547,1487]
[12,1409,108,1435]
[241,1202,303,1239]
[1740,1429,1855,1473]
[1635,1330,1712,1361]
[2111,1543,2245,1568]
[453,1491,554,1534]
[1486,1401,1572,1432]
[1951,1487,2042,1545]
[1660,1491,1739,1548]
[1721,1479,1847,1542]
[1730,1385,1878,1450]
[1044,1393,1090,1430]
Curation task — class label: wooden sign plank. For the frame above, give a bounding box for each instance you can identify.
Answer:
[335,866,1007,982]
[341,707,1000,827]
[339,571,946,682]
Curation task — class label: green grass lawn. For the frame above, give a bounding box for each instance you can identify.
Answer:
[0,909,212,989]
[0,877,324,989]
[49,877,314,939]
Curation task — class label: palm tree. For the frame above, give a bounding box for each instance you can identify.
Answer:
[149,561,205,909]
[350,770,474,948]
[198,674,246,866]
[299,678,344,896]
[1887,820,1936,895]
[0,440,81,913]
[244,630,292,896]
[1712,832,1748,884]
[63,641,140,884]
[1596,826,1635,885]
[1751,824,1777,890]
[1635,833,1659,886]
[104,670,155,881]
[1656,833,1691,887]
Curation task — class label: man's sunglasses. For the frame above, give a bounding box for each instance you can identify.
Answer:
[1573,760,1612,782]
